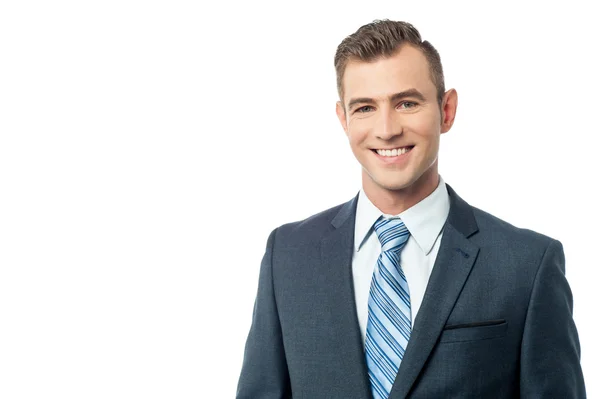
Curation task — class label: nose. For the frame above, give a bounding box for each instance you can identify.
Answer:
[375,105,402,140]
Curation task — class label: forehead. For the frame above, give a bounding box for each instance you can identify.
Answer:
[342,45,436,105]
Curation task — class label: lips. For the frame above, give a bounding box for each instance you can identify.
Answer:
[370,145,414,165]
[371,145,414,154]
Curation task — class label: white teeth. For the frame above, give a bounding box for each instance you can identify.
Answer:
[376,147,412,157]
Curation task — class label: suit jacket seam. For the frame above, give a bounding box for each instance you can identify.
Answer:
[270,227,280,319]
[523,239,555,315]
[519,238,557,357]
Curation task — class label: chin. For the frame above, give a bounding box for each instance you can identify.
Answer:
[371,175,416,192]
[384,181,416,192]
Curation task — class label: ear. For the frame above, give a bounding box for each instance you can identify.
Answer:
[336,101,349,136]
[440,88,458,134]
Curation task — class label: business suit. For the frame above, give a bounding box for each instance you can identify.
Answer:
[237,183,586,398]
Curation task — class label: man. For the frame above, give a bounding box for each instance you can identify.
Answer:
[237,19,586,398]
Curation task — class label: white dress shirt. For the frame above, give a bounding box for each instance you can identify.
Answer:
[352,175,450,343]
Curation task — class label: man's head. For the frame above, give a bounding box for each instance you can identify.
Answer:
[334,19,458,211]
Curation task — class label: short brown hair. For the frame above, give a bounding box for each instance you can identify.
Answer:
[334,19,445,109]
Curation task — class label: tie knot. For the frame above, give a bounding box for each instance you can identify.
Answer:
[374,216,410,254]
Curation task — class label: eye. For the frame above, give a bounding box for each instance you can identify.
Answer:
[398,101,418,109]
[355,105,374,113]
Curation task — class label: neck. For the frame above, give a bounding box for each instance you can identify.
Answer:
[362,168,440,215]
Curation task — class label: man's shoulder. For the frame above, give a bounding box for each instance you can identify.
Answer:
[269,195,355,244]
[469,204,557,252]
[279,199,350,231]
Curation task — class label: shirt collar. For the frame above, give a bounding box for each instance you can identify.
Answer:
[354,175,450,254]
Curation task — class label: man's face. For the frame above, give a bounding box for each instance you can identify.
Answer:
[336,44,456,199]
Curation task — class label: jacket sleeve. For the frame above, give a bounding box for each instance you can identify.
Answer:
[520,239,586,397]
[236,227,291,399]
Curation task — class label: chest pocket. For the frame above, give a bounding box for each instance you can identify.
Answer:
[439,319,508,343]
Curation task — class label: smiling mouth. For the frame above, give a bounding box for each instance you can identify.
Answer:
[371,146,414,157]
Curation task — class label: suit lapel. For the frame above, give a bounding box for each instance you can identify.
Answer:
[320,191,372,398]
[389,184,480,398]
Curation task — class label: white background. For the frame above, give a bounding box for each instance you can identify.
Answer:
[1,0,598,397]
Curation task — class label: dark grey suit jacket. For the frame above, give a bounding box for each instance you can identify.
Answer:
[237,184,586,398]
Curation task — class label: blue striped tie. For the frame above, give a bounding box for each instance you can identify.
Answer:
[365,216,411,399]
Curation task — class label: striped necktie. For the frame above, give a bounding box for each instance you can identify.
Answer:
[365,216,411,399]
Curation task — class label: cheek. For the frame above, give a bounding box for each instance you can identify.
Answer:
[347,121,371,145]
[405,113,440,140]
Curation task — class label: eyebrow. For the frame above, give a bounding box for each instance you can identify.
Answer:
[347,89,427,111]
